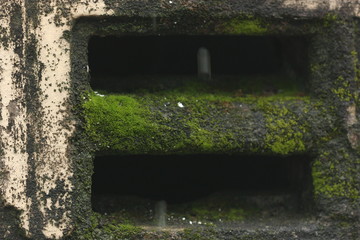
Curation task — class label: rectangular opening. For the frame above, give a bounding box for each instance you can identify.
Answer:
[92,154,313,227]
[85,32,314,230]
[88,35,309,95]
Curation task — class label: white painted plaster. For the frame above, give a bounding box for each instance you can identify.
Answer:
[35,1,109,238]
[281,0,360,16]
[0,2,31,234]
[36,14,73,240]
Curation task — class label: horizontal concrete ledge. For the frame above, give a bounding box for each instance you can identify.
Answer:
[83,91,333,155]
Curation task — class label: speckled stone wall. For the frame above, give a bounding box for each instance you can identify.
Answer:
[0,1,359,239]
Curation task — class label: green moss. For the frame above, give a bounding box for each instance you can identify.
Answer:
[190,207,249,222]
[323,13,339,27]
[217,17,267,35]
[103,224,142,239]
[351,51,360,89]
[182,228,217,240]
[310,63,326,74]
[78,213,143,240]
[169,193,259,225]
[332,76,353,102]
[83,78,316,155]
[257,100,307,155]
[83,92,161,153]
[312,153,359,199]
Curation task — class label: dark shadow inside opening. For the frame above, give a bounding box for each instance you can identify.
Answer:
[92,154,313,215]
[88,35,309,93]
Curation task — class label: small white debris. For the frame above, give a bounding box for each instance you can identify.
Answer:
[189,221,193,225]
[94,91,105,97]
[177,102,184,108]
[182,217,186,221]
[169,0,173,3]
[86,65,90,73]
[174,21,177,24]
[198,221,202,225]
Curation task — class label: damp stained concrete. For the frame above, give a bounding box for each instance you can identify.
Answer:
[0,0,359,239]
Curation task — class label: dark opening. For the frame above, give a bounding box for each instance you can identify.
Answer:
[89,35,309,92]
[88,34,313,225]
[92,154,312,215]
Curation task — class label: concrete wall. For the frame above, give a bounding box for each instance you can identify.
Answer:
[0,1,359,239]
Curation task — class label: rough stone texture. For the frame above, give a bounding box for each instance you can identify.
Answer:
[0,0,358,239]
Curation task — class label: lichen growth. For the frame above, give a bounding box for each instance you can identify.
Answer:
[257,100,308,155]
[312,152,359,199]
[323,13,339,27]
[217,16,268,35]
[78,213,143,240]
[332,76,353,102]
[351,51,360,83]
[182,228,217,240]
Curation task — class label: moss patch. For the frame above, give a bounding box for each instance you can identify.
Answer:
[83,92,160,153]
[332,76,353,102]
[258,101,308,155]
[312,151,359,199]
[78,213,143,240]
[216,16,268,35]
[83,79,315,155]
[170,195,259,223]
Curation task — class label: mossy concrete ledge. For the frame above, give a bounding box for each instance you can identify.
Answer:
[83,92,330,155]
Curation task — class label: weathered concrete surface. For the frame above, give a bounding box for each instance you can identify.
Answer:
[0,0,358,239]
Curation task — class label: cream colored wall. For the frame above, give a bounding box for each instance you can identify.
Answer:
[0,1,31,236]
[0,1,112,238]
[282,0,359,15]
